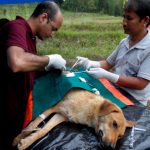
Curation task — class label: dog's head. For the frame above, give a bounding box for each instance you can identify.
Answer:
[96,99,135,148]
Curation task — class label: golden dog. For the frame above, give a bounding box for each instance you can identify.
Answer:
[13,88,135,150]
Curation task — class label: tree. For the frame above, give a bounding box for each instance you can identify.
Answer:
[62,0,126,16]
[49,0,64,6]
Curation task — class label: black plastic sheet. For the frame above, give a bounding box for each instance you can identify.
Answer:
[25,104,150,150]
[24,87,150,150]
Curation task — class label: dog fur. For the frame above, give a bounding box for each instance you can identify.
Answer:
[13,88,135,150]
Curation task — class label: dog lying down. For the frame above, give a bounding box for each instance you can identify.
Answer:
[13,88,135,150]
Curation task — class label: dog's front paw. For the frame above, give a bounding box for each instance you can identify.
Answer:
[12,128,40,147]
[12,132,28,147]
[12,136,21,147]
[18,138,31,150]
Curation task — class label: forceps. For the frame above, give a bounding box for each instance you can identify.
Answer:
[70,59,80,71]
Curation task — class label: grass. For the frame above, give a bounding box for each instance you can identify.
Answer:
[37,12,125,65]
[0,3,126,65]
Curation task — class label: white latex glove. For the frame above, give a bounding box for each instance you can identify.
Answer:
[45,54,66,71]
[76,56,100,69]
[86,68,119,83]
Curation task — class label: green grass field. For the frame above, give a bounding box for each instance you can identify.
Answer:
[0,3,126,65]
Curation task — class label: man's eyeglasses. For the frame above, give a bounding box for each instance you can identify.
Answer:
[49,19,58,32]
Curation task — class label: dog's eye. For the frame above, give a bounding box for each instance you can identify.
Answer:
[113,120,118,128]
[118,135,123,139]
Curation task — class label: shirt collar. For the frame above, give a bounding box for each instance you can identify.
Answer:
[125,30,150,50]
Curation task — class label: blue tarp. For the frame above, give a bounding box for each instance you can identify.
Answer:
[0,0,44,4]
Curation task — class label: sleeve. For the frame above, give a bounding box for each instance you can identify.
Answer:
[106,46,119,66]
[106,38,126,66]
[138,53,150,81]
[6,21,27,50]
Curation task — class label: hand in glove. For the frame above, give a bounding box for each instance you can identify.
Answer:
[45,54,66,71]
[76,56,100,69]
[86,68,119,83]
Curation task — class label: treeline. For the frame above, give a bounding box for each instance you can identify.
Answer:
[60,0,127,16]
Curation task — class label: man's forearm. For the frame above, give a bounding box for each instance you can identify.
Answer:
[116,76,149,90]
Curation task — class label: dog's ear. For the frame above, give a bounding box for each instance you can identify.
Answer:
[126,120,136,127]
[99,100,120,116]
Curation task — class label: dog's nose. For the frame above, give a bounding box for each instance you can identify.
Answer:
[98,141,115,150]
[98,130,103,137]
[98,131,116,150]
[104,142,116,150]
[98,130,116,149]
